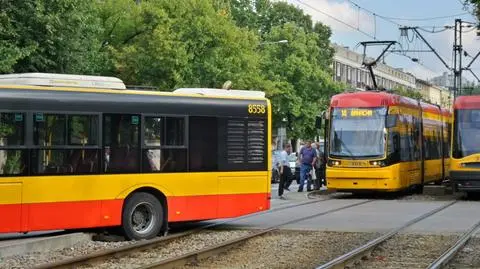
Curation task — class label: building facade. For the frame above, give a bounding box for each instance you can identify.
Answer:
[430,71,474,89]
[416,79,453,109]
[332,44,454,108]
[332,44,417,91]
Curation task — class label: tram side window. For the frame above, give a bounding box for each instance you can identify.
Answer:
[32,114,99,175]
[0,113,26,175]
[142,116,187,173]
[104,114,140,173]
[412,117,422,161]
[188,116,218,172]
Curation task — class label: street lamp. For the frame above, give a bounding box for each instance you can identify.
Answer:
[278,117,287,150]
[259,40,288,46]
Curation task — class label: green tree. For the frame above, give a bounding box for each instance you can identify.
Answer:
[0,0,106,74]
[392,86,423,100]
[261,23,341,139]
[229,0,340,139]
[468,0,480,23]
[101,0,265,90]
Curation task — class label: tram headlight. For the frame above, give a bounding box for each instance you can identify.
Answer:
[370,161,386,167]
[328,160,341,166]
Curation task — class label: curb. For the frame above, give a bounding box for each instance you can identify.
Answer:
[0,232,92,259]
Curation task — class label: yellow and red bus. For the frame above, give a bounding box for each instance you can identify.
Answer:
[322,90,451,193]
[450,96,480,197]
[0,73,271,240]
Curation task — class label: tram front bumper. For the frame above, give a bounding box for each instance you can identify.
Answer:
[451,171,480,192]
[327,166,401,192]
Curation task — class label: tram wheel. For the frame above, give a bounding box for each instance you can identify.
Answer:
[122,192,164,240]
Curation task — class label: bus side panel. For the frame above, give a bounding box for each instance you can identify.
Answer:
[217,174,269,218]
[167,195,217,222]
[26,200,103,231]
[0,182,22,233]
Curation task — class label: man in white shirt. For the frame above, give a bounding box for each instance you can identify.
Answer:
[278,143,292,199]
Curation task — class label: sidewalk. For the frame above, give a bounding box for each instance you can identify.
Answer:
[271,182,328,202]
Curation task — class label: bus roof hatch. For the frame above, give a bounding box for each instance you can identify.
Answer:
[0,73,126,90]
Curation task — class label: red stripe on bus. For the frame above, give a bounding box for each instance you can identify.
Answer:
[0,193,269,233]
[167,192,270,221]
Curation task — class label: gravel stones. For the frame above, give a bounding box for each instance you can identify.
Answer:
[351,234,459,269]
[79,230,251,269]
[178,230,379,269]
[0,240,136,269]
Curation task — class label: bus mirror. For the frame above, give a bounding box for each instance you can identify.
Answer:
[315,116,322,129]
[386,115,397,128]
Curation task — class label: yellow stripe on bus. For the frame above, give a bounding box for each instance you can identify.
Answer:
[0,171,269,204]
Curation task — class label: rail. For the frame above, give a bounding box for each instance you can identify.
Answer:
[427,219,480,269]
[316,200,458,269]
[32,193,347,269]
[135,200,373,269]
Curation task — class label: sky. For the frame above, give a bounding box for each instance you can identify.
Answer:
[282,0,480,84]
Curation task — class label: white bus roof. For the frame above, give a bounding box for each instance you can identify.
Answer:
[0,73,126,90]
[173,88,265,98]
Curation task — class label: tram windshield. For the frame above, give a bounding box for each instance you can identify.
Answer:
[454,109,480,158]
[330,107,387,159]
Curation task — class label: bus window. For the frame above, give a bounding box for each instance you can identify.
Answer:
[68,115,98,146]
[34,114,66,146]
[188,116,218,172]
[0,113,26,175]
[142,116,187,173]
[32,114,99,175]
[166,117,185,146]
[103,114,140,173]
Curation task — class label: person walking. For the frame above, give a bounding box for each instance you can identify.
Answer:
[298,140,317,192]
[278,143,293,199]
[315,142,326,189]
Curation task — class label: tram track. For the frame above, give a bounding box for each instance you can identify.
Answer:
[31,192,355,269]
[315,200,460,269]
[427,219,480,269]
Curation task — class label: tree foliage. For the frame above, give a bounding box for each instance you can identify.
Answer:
[0,0,106,74]
[0,0,341,140]
[468,0,480,23]
[392,86,423,100]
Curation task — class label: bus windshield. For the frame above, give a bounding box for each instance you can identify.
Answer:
[454,109,480,158]
[330,107,387,159]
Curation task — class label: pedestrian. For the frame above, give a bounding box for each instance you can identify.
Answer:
[278,143,293,199]
[298,140,317,192]
[315,142,326,189]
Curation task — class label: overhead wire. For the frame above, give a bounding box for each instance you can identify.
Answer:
[292,0,378,40]
[293,0,455,79]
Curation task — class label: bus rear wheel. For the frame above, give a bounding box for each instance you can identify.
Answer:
[122,192,164,240]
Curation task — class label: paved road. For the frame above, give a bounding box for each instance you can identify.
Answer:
[216,183,480,235]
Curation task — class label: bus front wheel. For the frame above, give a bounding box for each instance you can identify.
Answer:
[122,192,164,240]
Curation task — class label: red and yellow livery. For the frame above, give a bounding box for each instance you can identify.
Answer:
[0,75,271,240]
